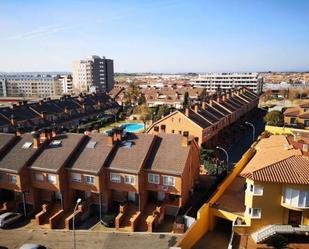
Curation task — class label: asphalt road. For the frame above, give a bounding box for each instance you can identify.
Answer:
[0,229,180,249]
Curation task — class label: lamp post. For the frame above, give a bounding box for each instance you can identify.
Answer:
[245,121,256,143]
[73,198,82,249]
[216,146,229,172]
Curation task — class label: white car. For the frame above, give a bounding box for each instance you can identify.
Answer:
[0,212,22,228]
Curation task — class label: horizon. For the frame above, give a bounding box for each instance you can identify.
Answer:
[1,0,309,72]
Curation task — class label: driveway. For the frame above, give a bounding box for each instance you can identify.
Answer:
[0,229,181,249]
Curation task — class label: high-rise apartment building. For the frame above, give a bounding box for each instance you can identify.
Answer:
[72,55,114,94]
[0,73,62,98]
[190,72,263,94]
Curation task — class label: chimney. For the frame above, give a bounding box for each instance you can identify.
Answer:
[16,127,22,136]
[46,128,53,140]
[22,100,27,105]
[185,107,189,117]
[11,104,17,110]
[216,96,220,103]
[39,100,44,105]
[222,95,226,102]
[182,131,190,147]
[51,128,57,138]
[113,127,124,142]
[41,111,46,120]
[202,101,206,110]
[18,101,22,106]
[32,131,41,149]
[209,99,213,106]
[107,131,115,146]
[11,114,17,126]
[40,129,48,141]
[194,104,198,113]
[64,106,69,114]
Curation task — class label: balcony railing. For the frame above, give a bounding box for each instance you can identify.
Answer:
[252,224,309,243]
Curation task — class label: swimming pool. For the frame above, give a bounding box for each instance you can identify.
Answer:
[104,123,145,134]
[120,123,145,133]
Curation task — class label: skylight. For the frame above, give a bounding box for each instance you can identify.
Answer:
[86,140,97,149]
[22,142,33,149]
[50,140,62,147]
[122,141,133,148]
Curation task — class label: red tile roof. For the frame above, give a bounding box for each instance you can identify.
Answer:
[241,156,309,185]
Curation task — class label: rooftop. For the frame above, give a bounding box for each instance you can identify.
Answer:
[145,133,191,175]
[30,133,85,173]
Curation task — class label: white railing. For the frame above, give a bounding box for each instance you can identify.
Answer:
[252,225,309,243]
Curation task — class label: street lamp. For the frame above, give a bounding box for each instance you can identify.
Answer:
[245,121,256,143]
[216,146,229,172]
[73,198,82,249]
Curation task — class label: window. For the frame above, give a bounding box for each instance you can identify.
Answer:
[148,173,160,184]
[47,174,57,184]
[163,176,175,186]
[10,175,17,184]
[253,185,263,196]
[284,187,309,208]
[35,173,44,182]
[71,173,81,183]
[124,175,135,185]
[84,175,95,185]
[110,173,121,183]
[247,207,261,219]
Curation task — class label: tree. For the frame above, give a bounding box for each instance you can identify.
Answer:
[133,105,152,125]
[264,110,283,126]
[266,234,288,249]
[154,105,171,121]
[123,83,140,105]
[183,91,189,108]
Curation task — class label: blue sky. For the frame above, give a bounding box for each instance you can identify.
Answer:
[0,0,309,72]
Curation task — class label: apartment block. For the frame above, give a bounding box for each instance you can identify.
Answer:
[0,129,200,232]
[190,72,263,94]
[146,88,259,146]
[0,73,62,98]
[73,55,114,94]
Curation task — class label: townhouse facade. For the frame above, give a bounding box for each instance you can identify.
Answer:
[284,102,309,128]
[146,88,259,146]
[0,128,200,232]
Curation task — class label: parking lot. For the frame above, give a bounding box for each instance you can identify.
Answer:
[0,229,181,249]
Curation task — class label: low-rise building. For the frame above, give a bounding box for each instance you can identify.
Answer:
[284,103,309,128]
[146,88,259,146]
[0,129,200,232]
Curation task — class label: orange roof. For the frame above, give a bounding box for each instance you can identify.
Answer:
[242,156,309,184]
[241,135,303,180]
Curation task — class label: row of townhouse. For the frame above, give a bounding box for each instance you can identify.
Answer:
[0,128,200,232]
[177,133,309,249]
[0,92,119,133]
[284,102,309,128]
[146,88,259,146]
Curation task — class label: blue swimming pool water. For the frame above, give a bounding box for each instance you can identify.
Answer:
[104,123,145,134]
[121,123,145,133]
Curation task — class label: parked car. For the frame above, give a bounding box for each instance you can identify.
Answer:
[19,244,46,249]
[0,212,22,228]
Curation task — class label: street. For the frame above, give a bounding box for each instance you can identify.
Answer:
[0,229,181,249]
